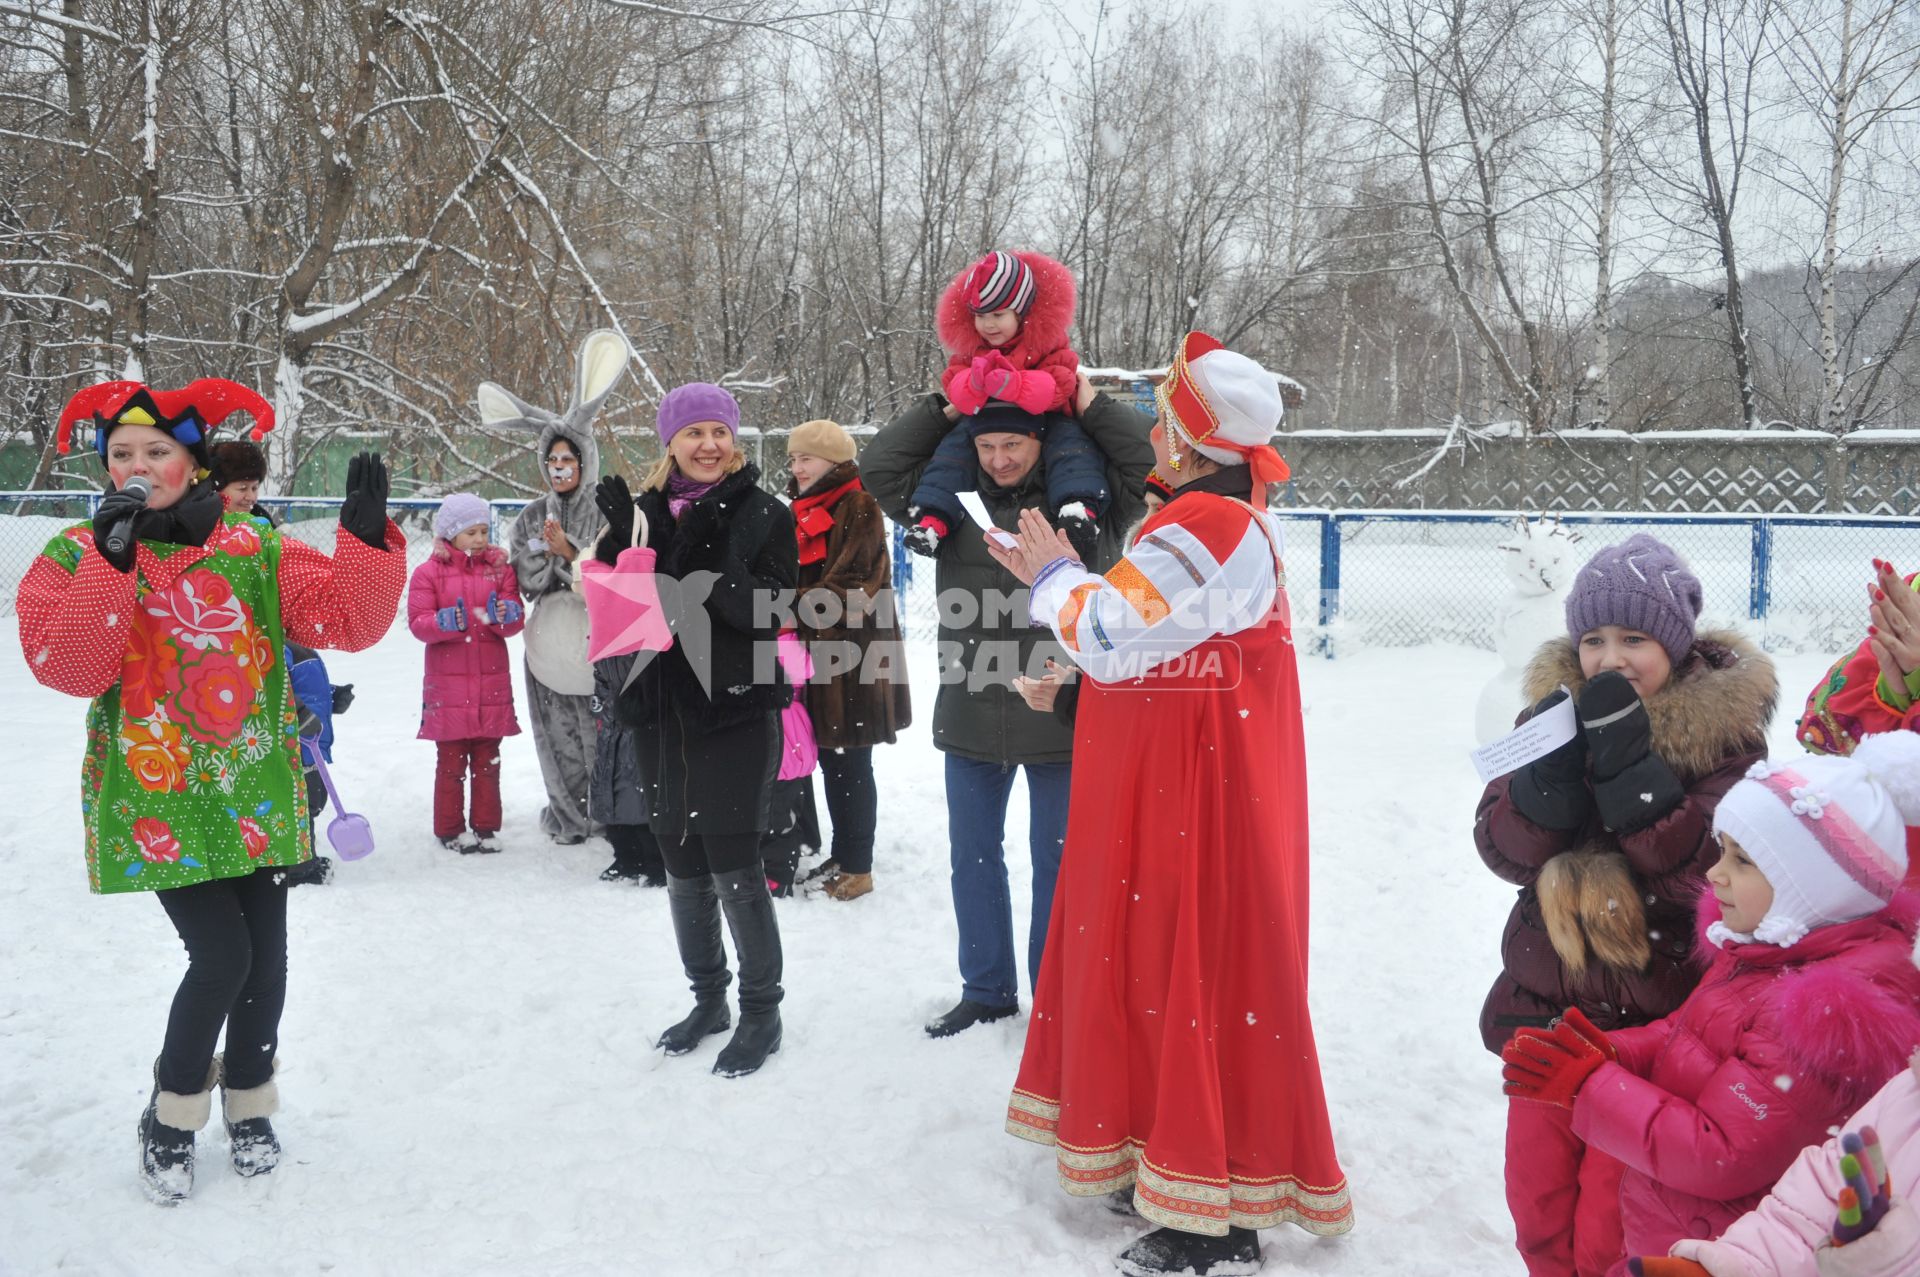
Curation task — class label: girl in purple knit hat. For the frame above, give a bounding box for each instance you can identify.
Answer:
[589,383,799,1080]
[1473,532,1779,1277]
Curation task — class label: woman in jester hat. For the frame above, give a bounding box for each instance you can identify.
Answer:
[14,378,405,1205]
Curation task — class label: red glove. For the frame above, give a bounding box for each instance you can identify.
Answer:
[1626,1259,1710,1277]
[1557,1006,1618,1061]
[1501,1018,1610,1108]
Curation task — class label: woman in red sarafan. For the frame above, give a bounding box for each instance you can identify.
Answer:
[990,333,1350,1277]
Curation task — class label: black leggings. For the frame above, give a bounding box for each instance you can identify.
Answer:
[819,746,877,874]
[155,867,287,1094]
[661,831,764,880]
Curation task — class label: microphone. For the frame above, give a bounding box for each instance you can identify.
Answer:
[104,475,152,559]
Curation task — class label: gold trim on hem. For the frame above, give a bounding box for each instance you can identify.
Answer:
[1004,1095,1357,1239]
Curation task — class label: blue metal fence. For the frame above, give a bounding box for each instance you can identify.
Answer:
[3,493,1913,655]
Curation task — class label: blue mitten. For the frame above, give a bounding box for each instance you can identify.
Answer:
[435,600,467,632]
[486,592,523,626]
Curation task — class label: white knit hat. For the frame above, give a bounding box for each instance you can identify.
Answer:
[1156,331,1290,486]
[1711,732,1920,947]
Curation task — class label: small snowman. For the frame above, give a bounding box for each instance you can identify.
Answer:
[1474,516,1582,745]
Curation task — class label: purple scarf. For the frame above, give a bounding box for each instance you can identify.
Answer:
[666,470,723,520]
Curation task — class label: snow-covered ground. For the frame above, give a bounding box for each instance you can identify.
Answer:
[0,613,1838,1276]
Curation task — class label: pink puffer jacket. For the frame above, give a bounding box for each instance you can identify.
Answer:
[407,540,524,741]
[1571,892,1920,1268]
[1672,1051,1920,1277]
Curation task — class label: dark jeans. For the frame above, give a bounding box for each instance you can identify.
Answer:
[818,747,877,874]
[155,867,288,1094]
[944,755,1071,1009]
[661,830,764,880]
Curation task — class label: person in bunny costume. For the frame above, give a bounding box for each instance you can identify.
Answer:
[482,331,628,846]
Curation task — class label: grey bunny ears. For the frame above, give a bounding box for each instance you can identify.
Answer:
[475,329,630,437]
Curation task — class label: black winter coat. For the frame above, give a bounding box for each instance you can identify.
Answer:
[860,393,1153,765]
[588,653,648,827]
[603,465,798,839]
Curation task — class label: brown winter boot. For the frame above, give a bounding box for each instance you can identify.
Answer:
[823,872,873,902]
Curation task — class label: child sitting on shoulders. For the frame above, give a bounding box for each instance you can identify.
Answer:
[906,249,1109,561]
[1503,731,1920,1267]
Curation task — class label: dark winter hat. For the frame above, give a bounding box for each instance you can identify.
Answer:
[209,440,268,488]
[655,382,740,447]
[1564,533,1703,665]
[963,402,1047,442]
[963,250,1037,317]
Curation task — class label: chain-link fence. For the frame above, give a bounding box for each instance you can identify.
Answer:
[3,492,1911,657]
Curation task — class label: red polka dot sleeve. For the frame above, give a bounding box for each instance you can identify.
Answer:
[277,519,407,652]
[15,541,139,698]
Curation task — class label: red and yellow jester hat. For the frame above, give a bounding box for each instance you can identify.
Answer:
[1154,331,1291,487]
[56,378,275,469]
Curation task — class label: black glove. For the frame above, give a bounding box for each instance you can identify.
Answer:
[90,484,147,573]
[1507,689,1593,832]
[331,684,355,715]
[594,474,634,564]
[339,452,391,550]
[1578,671,1685,833]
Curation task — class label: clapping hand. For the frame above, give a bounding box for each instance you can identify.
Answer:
[984,507,1079,586]
[1867,560,1920,692]
[1013,658,1071,712]
[542,517,575,561]
[594,474,635,555]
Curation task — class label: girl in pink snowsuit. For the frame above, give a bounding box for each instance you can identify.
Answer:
[1502,732,1920,1275]
[408,494,524,852]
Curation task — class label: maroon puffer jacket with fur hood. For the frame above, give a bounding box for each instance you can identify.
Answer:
[936,249,1079,417]
[1475,629,1777,1054]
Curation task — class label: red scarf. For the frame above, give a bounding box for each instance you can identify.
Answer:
[792,476,862,565]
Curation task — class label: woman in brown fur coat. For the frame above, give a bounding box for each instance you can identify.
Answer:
[1474,534,1776,1277]
[786,420,912,901]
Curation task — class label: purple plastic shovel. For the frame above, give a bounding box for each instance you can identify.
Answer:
[306,745,374,860]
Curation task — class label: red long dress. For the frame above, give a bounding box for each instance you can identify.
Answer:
[1005,488,1353,1237]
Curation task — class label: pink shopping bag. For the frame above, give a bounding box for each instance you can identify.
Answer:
[775,631,818,781]
[578,508,673,662]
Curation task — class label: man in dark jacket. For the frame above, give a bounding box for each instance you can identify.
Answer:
[862,377,1153,1036]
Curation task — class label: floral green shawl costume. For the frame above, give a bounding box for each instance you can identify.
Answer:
[17,512,405,894]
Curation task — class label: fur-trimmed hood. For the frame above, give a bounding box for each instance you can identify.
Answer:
[935,249,1076,361]
[1692,888,1920,1109]
[1523,628,1778,781]
[429,539,509,568]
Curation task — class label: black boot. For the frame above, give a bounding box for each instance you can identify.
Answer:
[711,866,784,1078]
[657,871,732,1055]
[219,1054,281,1177]
[137,1060,215,1205]
[1114,1225,1262,1277]
[924,998,1019,1038]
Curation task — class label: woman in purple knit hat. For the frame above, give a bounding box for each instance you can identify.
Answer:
[1472,532,1779,1277]
[590,383,798,1079]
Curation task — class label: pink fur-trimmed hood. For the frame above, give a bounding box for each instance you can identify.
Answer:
[935,249,1076,359]
[430,539,509,568]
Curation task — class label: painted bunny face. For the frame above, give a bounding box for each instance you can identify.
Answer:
[546,440,581,493]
